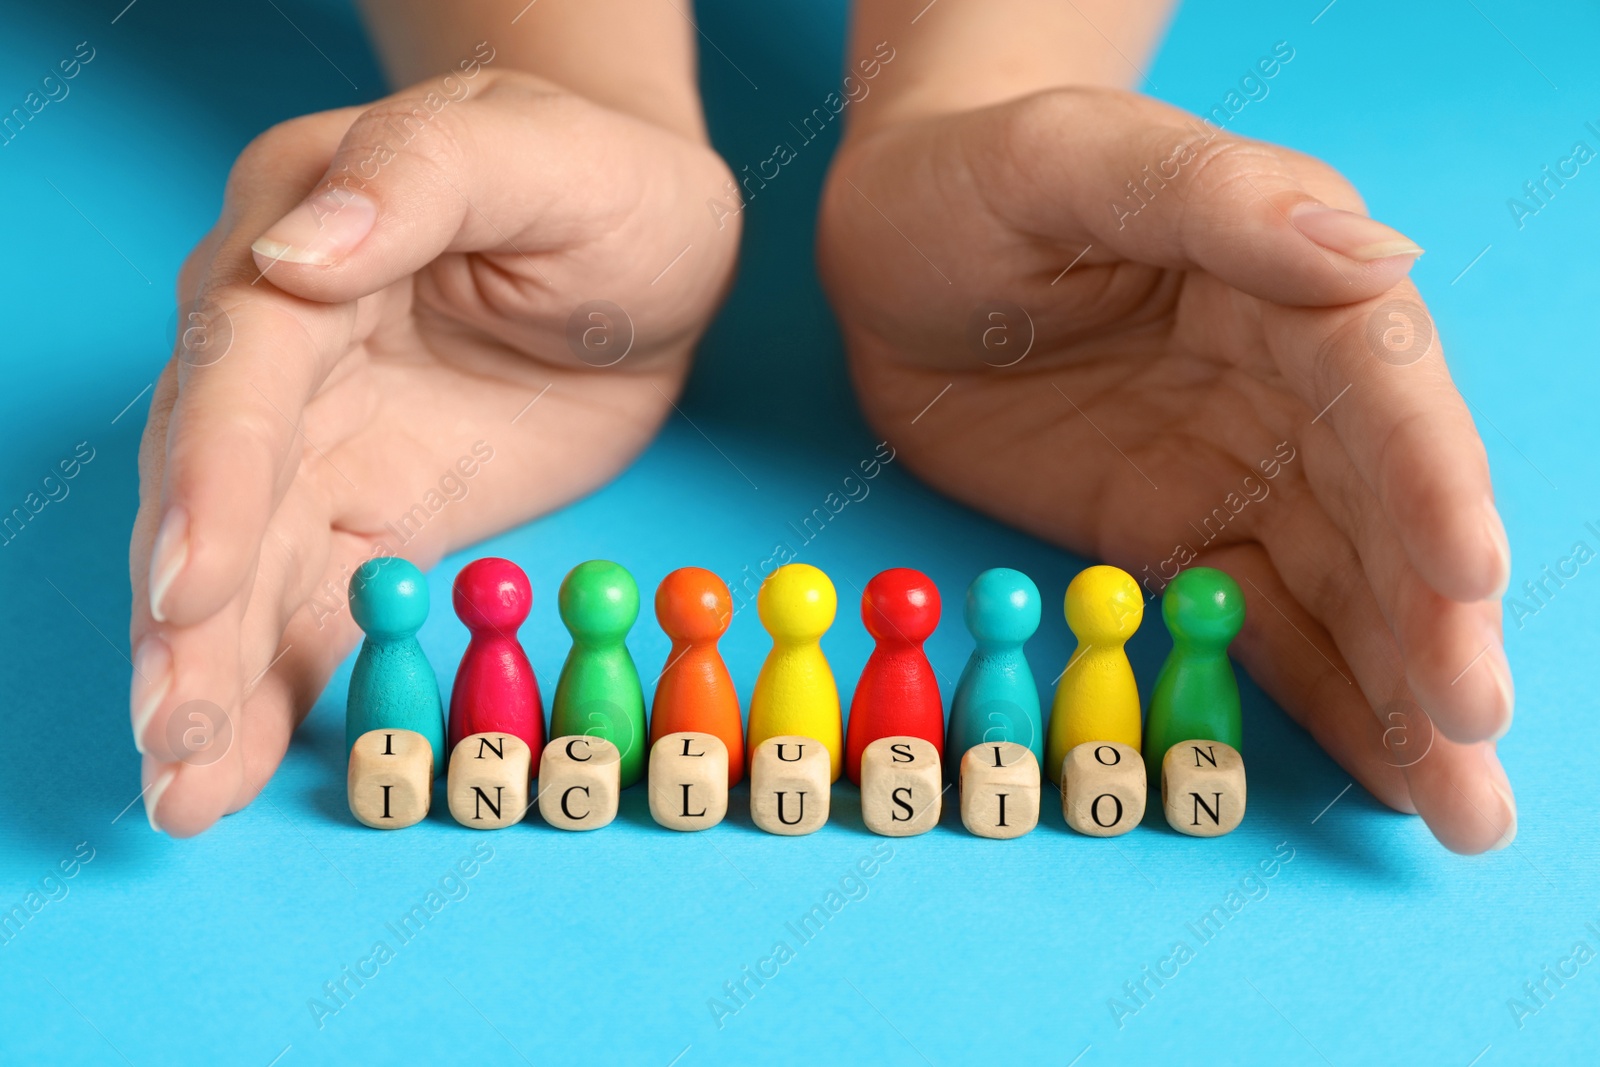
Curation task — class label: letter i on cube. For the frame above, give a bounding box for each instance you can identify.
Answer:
[959,741,1040,839]
[349,729,434,829]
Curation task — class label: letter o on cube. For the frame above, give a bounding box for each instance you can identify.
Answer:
[1061,741,1145,837]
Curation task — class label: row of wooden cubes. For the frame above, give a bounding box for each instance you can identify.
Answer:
[348,729,1245,838]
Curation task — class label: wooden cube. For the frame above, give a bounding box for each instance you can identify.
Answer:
[447,732,532,830]
[1161,740,1246,837]
[860,736,942,837]
[750,735,830,835]
[348,728,433,829]
[648,732,729,831]
[538,735,621,831]
[1062,741,1146,837]
[959,741,1040,839]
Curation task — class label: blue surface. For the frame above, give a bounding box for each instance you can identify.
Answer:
[1,1,1595,1063]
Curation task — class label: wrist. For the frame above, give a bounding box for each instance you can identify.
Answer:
[357,0,707,143]
[840,0,1173,143]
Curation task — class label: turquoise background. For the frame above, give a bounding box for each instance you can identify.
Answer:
[1,1,1594,1063]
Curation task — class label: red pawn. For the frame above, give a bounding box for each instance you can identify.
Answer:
[845,568,943,784]
[448,558,545,756]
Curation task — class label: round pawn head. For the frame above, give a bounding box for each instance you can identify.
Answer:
[1065,565,1144,645]
[656,567,733,644]
[756,563,837,642]
[862,567,940,645]
[1162,566,1245,648]
[964,567,1041,647]
[559,559,639,642]
[453,557,532,634]
[349,556,430,640]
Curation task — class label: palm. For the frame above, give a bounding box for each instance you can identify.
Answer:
[847,263,1301,568]
[302,238,717,555]
[820,87,1516,852]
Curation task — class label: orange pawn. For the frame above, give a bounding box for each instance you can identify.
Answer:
[650,568,745,785]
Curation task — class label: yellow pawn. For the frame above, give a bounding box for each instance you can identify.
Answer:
[747,563,843,782]
[1045,565,1144,785]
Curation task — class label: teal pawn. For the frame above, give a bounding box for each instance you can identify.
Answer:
[550,560,647,788]
[346,556,446,773]
[946,568,1043,780]
[1143,567,1246,783]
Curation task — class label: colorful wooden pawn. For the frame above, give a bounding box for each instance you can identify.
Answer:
[844,568,944,784]
[550,560,647,788]
[650,568,744,785]
[346,557,446,771]
[1143,567,1246,784]
[747,564,843,782]
[448,558,544,757]
[946,568,1043,779]
[1046,565,1144,785]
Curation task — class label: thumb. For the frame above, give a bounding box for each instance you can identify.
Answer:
[247,73,633,303]
[991,89,1424,306]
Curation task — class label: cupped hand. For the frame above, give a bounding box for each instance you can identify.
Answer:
[130,69,737,836]
[818,87,1513,853]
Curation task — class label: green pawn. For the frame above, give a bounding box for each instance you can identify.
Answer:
[1143,567,1246,784]
[550,560,647,787]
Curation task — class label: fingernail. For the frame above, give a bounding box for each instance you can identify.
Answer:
[130,635,173,755]
[1290,203,1425,262]
[145,768,176,834]
[149,507,189,623]
[1490,791,1517,850]
[1485,749,1517,851]
[1484,500,1512,598]
[1488,647,1515,742]
[251,189,377,266]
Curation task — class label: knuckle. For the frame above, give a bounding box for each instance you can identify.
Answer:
[176,231,222,303]
[1305,306,1370,410]
[1373,410,1438,510]
[1179,137,1282,203]
[993,87,1096,169]
[336,96,469,181]
[228,403,288,467]
[226,116,318,196]
[1305,542,1362,629]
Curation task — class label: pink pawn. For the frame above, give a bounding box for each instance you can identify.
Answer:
[448,557,545,756]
